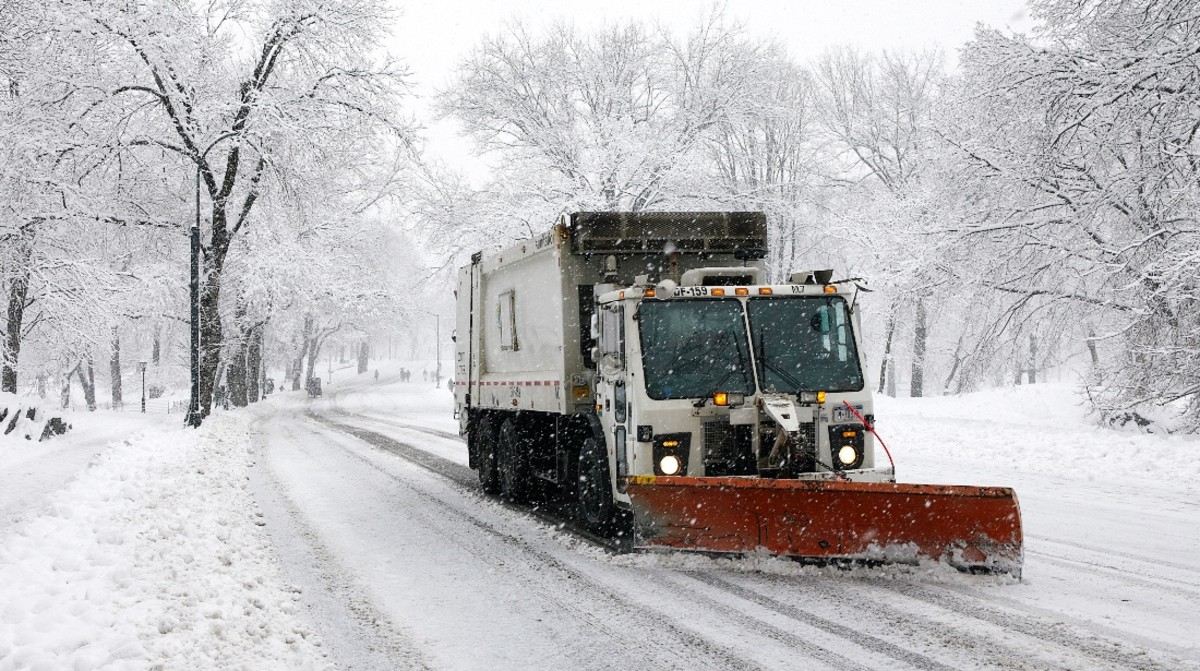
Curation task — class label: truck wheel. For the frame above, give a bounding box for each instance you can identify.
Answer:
[577,437,615,533]
[475,416,501,495]
[498,418,530,503]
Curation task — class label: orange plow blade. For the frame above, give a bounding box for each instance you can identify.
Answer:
[625,476,1023,576]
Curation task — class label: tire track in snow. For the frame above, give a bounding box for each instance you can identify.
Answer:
[655,572,878,671]
[889,582,1197,671]
[683,572,960,671]
[304,413,771,671]
[251,417,437,671]
[1026,536,1200,594]
[367,418,462,443]
[313,411,630,552]
[1027,549,1200,603]
[333,409,470,453]
[296,424,645,671]
[747,573,1123,671]
[309,412,476,485]
[1027,534,1199,576]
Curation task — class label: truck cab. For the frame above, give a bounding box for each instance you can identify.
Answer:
[589,268,893,514]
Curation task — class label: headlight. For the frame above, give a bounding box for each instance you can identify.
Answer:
[653,433,691,475]
[659,455,682,475]
[837,445,859,467]
[828,424,865,470]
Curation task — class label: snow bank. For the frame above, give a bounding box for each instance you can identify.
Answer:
[0,413,330,671]
[0,392,70,443]
[876,382,1200,488]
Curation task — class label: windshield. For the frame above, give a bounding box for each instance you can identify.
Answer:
[638,300,754,399]
[747,296,864,393]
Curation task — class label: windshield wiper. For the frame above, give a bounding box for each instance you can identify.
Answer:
[759,356,808,393]
[756,331,807,392]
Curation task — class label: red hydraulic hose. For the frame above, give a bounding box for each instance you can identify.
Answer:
[842,401,895,470]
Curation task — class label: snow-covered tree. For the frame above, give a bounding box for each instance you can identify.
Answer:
[946,0,1200,428]
[433,10,778,249]
[71,0,412,419]
[811,47,945,397]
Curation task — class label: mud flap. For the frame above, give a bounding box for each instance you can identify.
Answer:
[625,476,1023,576]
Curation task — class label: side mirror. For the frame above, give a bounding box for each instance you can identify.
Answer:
[590,313,600,339]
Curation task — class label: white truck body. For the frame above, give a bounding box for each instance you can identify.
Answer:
[453,226,592,417]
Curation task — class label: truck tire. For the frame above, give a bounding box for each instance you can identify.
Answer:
[498,418,531,502]
[577,436,615,533]
[475,416,501,495]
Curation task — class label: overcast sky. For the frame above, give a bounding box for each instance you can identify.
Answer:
[386,0,1034,181]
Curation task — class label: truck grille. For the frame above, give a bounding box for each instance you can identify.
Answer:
[702,421,736,460]
[702,421,754,475]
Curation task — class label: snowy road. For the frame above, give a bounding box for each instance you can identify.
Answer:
[248,370,1200,671]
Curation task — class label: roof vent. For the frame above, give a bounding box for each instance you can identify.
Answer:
[680,267,764,287]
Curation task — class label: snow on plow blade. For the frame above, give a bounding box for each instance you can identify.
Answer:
[625,476,1023,575]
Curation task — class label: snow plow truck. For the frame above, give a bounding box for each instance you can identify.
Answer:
[453,212,1023,575]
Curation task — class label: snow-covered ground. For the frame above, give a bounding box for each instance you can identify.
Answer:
[1,365,1198,669]
[0,407,329,670]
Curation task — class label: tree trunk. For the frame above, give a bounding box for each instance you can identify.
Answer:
[110,327,123,407]
[152,328,161,366]
[2,227,33,394]
[294,314,314,390]
[1027,334,1038,384]
[198,261,225,419]
[909,299,927,398]
[61,369,73,409]
[305,338,320,386]
[247,326,262,403]
[81,360,97,412]
[876,313,896,396]
[228,344,248,407]
[1087,328,1100,374]
[291,353,304,390]
[357,341,368,374]
[227,302,249,408]
[942,331,967,395]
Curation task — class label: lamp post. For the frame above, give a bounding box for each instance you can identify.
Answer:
[138,360,147,413]
[187,132,240,428]
[413,309,441,388]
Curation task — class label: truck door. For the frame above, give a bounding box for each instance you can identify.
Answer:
[596,303,629,487]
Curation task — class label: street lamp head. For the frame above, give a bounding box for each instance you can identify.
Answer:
[138,360,148,372]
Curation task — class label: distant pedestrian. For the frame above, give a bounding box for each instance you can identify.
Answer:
[374,369,379,382]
